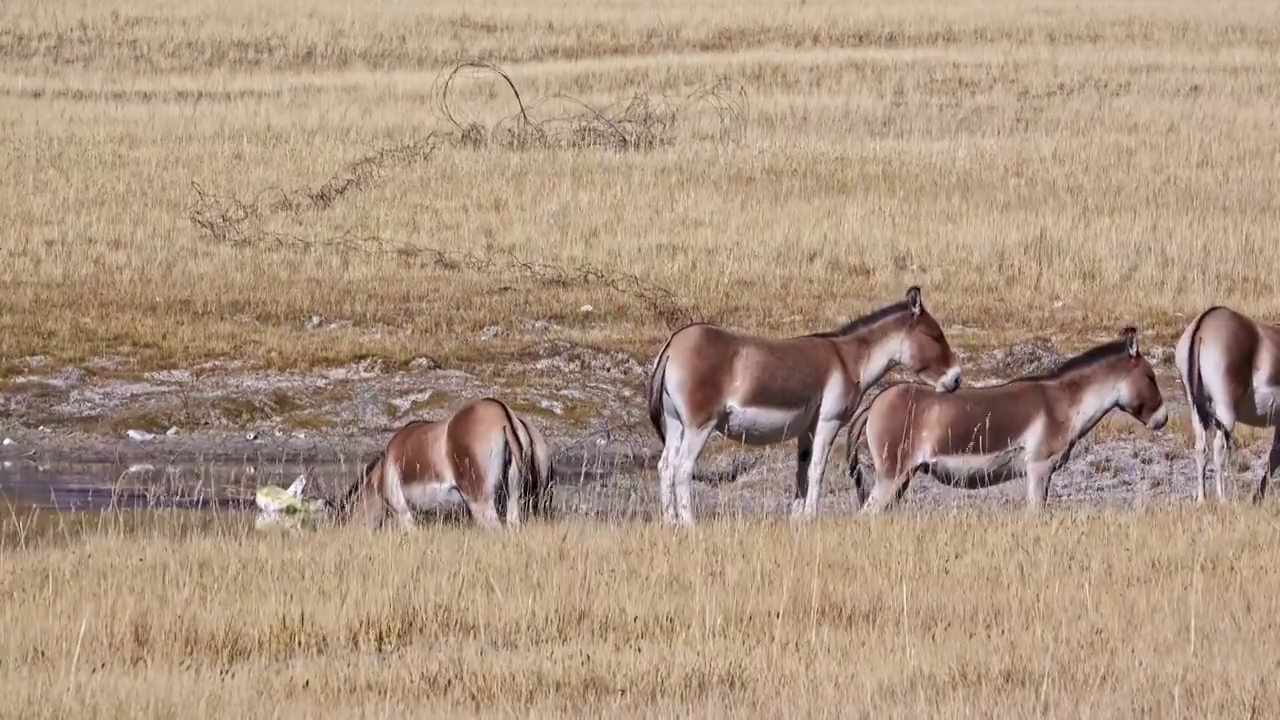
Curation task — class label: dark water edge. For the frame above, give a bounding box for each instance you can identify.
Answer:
[0,444,675,549]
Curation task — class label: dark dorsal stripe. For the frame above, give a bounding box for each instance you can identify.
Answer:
[805,300,913,339]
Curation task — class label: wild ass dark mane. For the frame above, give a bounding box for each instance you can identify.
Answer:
[804,300,915,339]
[1012,334,1137,384]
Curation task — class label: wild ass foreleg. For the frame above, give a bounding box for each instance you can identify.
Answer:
[796,417,843,520]
[1253,429,1280,505]
[790,432,814,519]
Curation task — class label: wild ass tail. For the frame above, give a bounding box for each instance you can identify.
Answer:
[524,416,556,519]
[1183,308,1228,435]
[542,454,556,518]
[647,332,678,445]
[332,452,388,527]
[844,385,896,507]
[844,406,873,490]
[492,398,531,526]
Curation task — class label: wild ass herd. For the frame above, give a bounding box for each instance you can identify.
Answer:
[261,287,1280,529]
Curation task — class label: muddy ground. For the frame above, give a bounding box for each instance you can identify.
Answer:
[0,335,1273,521]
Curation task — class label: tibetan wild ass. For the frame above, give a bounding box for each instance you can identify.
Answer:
[337,397,555,529]
[847,327,1168,513]
[648,286,962,526]
[1175,306,1280,503]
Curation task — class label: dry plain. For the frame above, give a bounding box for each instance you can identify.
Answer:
[2,0,1280,716]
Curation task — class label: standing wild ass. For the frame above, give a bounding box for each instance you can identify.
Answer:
[337,397,554,529]
[846,327,1168,513]
[647,286,962,526]
[1175,306,1280,504]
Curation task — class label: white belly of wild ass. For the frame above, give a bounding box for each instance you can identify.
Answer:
[924,451,1027,490]
[402,481,468,511]
[718,402,814,446]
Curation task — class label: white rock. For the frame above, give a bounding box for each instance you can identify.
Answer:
[125,429,156,442]
[1,438,15,446]
[165,426,180,436]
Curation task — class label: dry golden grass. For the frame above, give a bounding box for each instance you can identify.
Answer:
[4,4,1280,713]
[2,507,1280,718]
[2,0,1279,370]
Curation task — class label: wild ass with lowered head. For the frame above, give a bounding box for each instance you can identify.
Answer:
[846,327,1168,513]
[647,286,962,526]
[336,397,554,529]
[1175,306,1280,504]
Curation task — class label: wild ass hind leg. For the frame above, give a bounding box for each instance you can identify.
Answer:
[465,497,504,530]
[860,447,914,516]
[797,417,844,520]
[657,418,685,526]
[1025,460,1055,514]
[1253,428,1280,505]
[860,471,913,515]
[671,423,716,527]
[382,459,417,532]
[1212,423,1236,504]
[503,450,523,530]
[1192,417,1211,504]
[860,433,918,516]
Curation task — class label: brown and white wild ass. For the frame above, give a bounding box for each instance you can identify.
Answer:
[846,327,1168,513]
[1175,306,1280,504]
[337,397,555,529]
[647,286,962,526]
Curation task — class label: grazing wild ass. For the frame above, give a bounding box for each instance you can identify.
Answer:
[846,327,1168,514]
[1175,306,1280,504]
[336,397,555,529]
[647,286,962,526]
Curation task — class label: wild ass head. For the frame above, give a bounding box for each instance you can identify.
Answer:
[1110,327,1168,431]
[893,286,962,393]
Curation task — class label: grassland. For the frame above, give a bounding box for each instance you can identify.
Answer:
[2,508,1280,718]
[3,0,1279,371]
[4,0,1280,717]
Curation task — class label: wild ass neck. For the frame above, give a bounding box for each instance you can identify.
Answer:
[1058,374,1121,442]
[832,324,904,390]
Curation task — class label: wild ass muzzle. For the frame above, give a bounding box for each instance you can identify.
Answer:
[846,327,1168,514]
[336,397,555,529]
[647,286,962,526]
[1175,306,1280,504]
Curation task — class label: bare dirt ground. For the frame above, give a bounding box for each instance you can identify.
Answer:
[2,333,1269,520]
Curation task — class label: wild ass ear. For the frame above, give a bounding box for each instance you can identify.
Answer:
[906,286,923,316]
[1121,326,1139,357]
[286,474,307,497]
